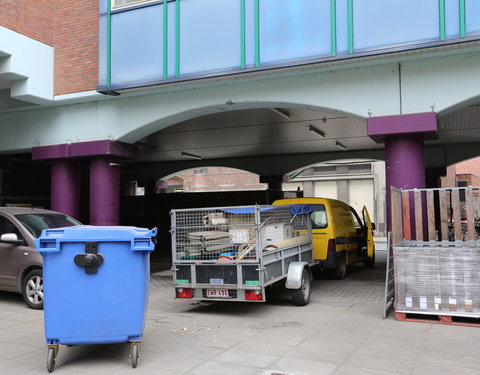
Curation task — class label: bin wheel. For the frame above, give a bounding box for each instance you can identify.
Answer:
[131,343,139,368]
[47,347,56,373]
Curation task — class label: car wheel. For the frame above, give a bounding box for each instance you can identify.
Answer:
[331,252,347,280]
[363,251,375,268]
[22,269,44,310]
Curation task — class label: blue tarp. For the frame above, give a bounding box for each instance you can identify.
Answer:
[221,205,313,215]
[220,207,278,215]
[289,204,313,215]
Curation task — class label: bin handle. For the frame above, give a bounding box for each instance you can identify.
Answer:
[74,242,104,274]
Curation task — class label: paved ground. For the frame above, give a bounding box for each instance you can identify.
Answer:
[0,239,479,374]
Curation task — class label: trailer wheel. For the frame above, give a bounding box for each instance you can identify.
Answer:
[291,268,311,306]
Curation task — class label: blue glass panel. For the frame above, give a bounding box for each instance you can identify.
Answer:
[179,0,241,75]
[99,14,107,86]
[245,0,256,67]
[99,0,108,14]
[353,0,439,51]
[466,0,480,35]
[167,1,176,78]
[336,0,349,54]
[259,0,331,64]
[110,5,164,85]
[445,0,460,38]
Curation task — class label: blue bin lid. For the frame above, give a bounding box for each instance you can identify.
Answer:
[35,225,157,253]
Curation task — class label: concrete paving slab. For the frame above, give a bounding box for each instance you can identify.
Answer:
[0,247,479,374]
[264,357,337,375]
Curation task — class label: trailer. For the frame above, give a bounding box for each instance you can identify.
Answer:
[170,205,314,305]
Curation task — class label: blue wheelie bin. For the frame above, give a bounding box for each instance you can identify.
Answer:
[35,226,157,372]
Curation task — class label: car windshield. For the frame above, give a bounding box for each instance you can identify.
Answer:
[14,214,81,238]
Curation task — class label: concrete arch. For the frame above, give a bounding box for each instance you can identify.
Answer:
[133,148,386,181]
[3,49,480,155]
[119,99,365,145]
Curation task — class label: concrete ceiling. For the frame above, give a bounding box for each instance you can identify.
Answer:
[135,104,480,163]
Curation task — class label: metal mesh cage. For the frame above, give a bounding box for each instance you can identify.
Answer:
[171,205,311,262]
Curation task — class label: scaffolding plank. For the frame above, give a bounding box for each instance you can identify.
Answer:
[452,189,463,241]
[466,189,475,241]
[439,190,449,241]
[427,190,436,241]
[391,187,403,245]
[414,190,423,241]
[402,191,411,241]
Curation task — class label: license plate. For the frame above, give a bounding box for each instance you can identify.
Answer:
[205,289,231,298]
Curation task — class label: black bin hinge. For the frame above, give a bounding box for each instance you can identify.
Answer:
[74,242,104,274]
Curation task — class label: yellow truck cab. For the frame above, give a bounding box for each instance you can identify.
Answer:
[273,197,375,279]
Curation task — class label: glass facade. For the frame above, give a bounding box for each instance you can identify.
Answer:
[98,0,480,90]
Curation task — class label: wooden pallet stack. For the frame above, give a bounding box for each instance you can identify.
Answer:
[391,186,480,326]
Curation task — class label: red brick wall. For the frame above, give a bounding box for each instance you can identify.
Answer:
[455,157,480,176]
[0,0,54,45]
[0,1,99,95]
[54,0,99,95]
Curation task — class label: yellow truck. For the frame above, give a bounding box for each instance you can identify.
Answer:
[273,197,375,279]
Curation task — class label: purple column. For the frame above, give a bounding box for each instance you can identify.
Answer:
[367,112,438,232]
[384,135,426,231]
[90,158,119,226]
[51,159,80,219]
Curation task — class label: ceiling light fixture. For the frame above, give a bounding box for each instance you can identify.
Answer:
[270,108,291,120]
[335,141,348,151]
[308,125,326,138]
[180,151,202,160]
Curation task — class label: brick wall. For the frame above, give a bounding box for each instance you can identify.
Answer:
[0,0,99,95]
[54,0,99,95]
[0,0,54,45]
[455,157,480,176]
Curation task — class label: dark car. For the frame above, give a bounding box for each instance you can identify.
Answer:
[0,207,81,309]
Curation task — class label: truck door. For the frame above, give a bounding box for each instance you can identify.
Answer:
[362,206,374,257]
[310,204,329,261]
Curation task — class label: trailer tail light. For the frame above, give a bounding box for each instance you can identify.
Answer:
[244,290,263,301]
[176,288,193,298]
[327,239,336,253]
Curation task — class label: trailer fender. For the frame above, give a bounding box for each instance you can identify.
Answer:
[285,262,312,290]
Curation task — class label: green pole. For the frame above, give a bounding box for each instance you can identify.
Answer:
[255,0,260,67]
[459,0,466,37]
[348,0,353,54]
[107,0,112,88]
[163,0,168,79]
[241,0,245,68]
[439,0,446,40]
[331,0,337,56]
[176,0,180,78]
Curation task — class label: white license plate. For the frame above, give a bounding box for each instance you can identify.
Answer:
[205,289,231,298]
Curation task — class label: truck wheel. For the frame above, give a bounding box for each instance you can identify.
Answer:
[22,269,44,310]
[291,269,311,306]
[363,251,375,269]
[331,252,346,280]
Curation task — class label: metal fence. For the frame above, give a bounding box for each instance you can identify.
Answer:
[171,205,311,262]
